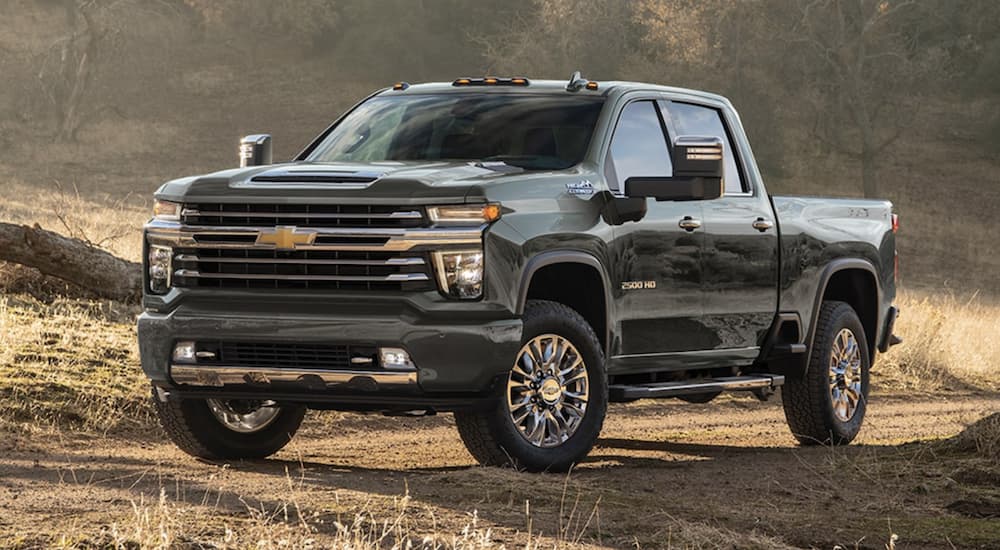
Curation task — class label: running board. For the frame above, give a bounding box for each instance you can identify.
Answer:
[609,374,785,401]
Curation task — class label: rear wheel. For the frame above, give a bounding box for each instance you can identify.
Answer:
[455,300,608,472]
[151,389,306,460]
[782,301,871,445]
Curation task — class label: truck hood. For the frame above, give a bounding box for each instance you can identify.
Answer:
[154,161,547,205]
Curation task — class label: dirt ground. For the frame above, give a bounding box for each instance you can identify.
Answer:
[1,392,998,549]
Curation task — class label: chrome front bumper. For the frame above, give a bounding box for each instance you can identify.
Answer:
[170,364,418,392]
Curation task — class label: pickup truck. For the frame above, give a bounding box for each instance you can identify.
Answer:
[140,74,900,471]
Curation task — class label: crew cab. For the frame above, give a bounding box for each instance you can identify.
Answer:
[140,74,900,471]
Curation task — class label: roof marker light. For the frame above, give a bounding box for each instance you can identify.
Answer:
[392,82,410,91]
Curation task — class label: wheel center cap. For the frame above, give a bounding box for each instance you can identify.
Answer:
[539,378,561,404]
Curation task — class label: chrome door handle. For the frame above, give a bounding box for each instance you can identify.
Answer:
[752,218,774,232]
[678,216,702,232]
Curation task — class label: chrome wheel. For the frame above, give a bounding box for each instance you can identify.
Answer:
[829,328,863,422]
[206,399,281,434]
[507,334,590,448]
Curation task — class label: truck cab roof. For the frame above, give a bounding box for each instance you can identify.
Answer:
[377,78,734,108]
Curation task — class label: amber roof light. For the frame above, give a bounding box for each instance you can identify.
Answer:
[452,77,531,87]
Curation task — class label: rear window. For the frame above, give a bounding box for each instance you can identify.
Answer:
[306,94,605,170]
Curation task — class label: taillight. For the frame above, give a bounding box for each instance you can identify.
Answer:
[892,213,899,234]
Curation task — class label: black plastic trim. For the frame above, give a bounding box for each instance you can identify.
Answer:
[516,250,613,355]
[804,259,881,371]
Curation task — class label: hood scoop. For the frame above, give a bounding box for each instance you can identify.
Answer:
[249,167,383,185]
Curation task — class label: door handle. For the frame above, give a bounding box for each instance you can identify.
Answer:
[752,218,774,232]
[678,216,702,232]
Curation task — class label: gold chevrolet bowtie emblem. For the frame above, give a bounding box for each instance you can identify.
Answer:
[256,226,316,250]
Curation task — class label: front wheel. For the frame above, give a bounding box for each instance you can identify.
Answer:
[151,389,306,460]
[455,300,608,472]
[782,301,871,445]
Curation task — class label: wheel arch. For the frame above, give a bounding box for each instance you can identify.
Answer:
[517,251,612,355]
[806,259,881,369]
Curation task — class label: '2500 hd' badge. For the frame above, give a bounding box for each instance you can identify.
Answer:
[622,280,656,290]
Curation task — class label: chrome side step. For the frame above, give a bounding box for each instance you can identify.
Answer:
[609,374,785,401]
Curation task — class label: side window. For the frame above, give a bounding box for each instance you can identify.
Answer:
[663,102,745,194]
[607,101,672,191]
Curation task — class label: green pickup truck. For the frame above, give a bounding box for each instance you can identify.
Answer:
[140,74,900,471]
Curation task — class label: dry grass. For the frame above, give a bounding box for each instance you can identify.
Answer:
[878,291,1000,392]
[0,178,148,262]
[946,412,1000,461]
[0,294,148,434]
[0,474,797,550]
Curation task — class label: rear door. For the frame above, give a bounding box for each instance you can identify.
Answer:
[661,100,779,353]
[605,99,712,367]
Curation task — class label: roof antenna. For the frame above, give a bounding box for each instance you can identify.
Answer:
[566,71,585,91]
[566,70,593,92]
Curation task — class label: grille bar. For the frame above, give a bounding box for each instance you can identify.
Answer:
[181,203,426,229]
[175,269,429,283]
[174,254,425,267]
[181,209,422,220]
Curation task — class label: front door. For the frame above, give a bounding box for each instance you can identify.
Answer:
[605,99,712,368]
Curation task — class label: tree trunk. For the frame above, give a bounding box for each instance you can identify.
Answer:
[0,222,141,303]
[861,148,879,199]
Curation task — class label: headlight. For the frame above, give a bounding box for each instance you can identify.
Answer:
[432,249,484,299]
[148,244,172,294]
[153,199,181,221]
[427,204,501,225]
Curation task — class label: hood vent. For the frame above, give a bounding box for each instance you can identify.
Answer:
[250,167,383,185]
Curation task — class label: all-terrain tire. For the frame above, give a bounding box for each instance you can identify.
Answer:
[454,300,608,472]
[782,301,871,445]
[151,389,306,460]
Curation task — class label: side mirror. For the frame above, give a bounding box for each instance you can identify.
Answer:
[624,136,724,201]
[239,134,273,167]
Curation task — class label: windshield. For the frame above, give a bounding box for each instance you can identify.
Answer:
[305,94,605,170]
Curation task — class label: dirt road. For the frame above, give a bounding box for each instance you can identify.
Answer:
[1,392,997,549]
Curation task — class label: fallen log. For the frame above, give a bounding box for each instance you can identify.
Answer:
[0,221,142,303]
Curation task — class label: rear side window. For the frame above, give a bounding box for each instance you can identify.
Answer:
[662,102,745,194]
[607,100,672,190]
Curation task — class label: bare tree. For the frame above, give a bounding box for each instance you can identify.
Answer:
[36,0,178,142]
[787,0,945,198]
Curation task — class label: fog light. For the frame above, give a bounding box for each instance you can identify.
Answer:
[172,341,197,364]
[432,249,484,299]
[148,244,172,294]
[379,347,415,370]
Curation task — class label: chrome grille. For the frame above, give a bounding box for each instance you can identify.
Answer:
[181,203,426,228]
[173,248,432,291]
[149,202,482,293]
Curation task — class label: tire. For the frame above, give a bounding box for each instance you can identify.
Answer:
[782,301,871,446]
[151,388,306,460]
[455,300,608,472]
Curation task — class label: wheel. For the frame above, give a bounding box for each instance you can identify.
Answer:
[151,388,306,460]
[782,301,871,445]
[455,300,608,472]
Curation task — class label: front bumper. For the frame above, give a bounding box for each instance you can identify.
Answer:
[138,299,522,410]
